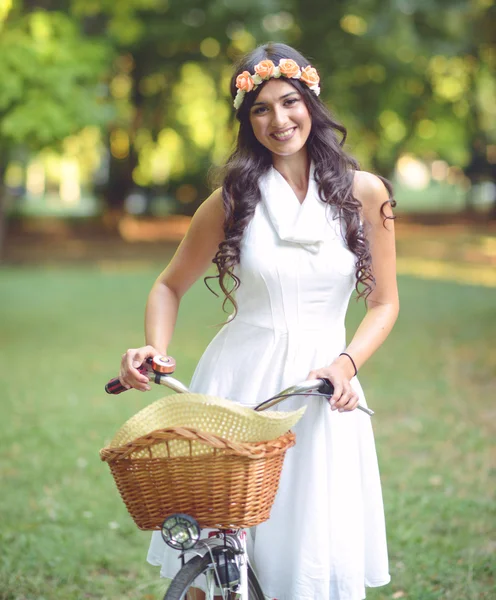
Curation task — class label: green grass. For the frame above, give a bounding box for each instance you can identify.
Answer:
[0,265,494,599]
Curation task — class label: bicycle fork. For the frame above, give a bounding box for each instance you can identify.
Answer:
[237,530,248,599]
[199,530,249,599]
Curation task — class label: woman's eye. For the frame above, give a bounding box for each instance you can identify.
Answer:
[252,98,298,115]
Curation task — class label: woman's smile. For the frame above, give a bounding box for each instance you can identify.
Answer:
[270,127,297,141]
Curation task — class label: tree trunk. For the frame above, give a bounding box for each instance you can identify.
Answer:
[103,52,146,213]
[0,160,8,263]
[104,149,138,211]
[0,192,5,263]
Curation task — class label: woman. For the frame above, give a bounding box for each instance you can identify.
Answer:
[119,42,399,600]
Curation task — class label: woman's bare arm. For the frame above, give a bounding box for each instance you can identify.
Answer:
[308,171,399,409]
[119,188,225,390]
[145,188,225,352]
[335,171,399,376]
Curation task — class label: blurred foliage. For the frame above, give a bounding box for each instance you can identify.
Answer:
[0,0,494,213]
[0,2,110,150]
[296,0,495,171]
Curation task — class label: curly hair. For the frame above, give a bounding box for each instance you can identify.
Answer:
[206,42,396,316]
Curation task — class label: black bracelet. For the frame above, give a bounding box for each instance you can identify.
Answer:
[339,352,358,377]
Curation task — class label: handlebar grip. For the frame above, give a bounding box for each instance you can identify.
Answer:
[105,377,127,395]
[319,378,335,396]
[105,365,149,395]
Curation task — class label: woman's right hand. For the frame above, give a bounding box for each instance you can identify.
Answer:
[119,345,162,392]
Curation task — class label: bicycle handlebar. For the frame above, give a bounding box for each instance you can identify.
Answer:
[105,356,183,395]
[105,356,374,416]
[253,379,374,416]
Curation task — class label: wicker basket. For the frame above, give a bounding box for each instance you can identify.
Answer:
[100,394,304,530]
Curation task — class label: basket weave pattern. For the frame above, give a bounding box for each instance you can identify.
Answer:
[100,426,296,530]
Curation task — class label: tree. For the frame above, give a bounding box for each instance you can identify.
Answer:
[70,0,289,212]
[293,0,495,197]
[89,0,494,212]
[0,2,110,257]
[1,0,494,250]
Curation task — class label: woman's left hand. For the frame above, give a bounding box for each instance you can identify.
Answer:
[307,361,360,412]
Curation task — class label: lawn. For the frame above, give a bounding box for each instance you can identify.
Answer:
[0,264,494,599]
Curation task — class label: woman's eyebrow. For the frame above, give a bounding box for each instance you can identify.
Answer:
[252,92,299,107]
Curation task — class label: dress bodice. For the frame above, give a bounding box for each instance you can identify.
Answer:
[235,165,357,335]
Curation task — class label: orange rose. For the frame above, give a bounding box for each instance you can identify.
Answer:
[300,66,320,87]
[254,59,275,80]
[236,71,254,92]
[279,59,301,78]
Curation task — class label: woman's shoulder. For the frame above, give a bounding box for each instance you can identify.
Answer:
[186,187,225,235]
[196,187,224,216]
[351,170,392,220]
[352,170,389,199]
[204,186,224,206]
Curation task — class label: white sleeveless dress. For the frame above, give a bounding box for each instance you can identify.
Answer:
[147,164,391,599]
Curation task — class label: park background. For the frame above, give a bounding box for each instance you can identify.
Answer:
[0,0,495,598]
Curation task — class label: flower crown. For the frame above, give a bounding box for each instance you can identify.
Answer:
[233,58,321,110]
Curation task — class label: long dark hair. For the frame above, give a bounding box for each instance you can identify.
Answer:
[206,42,396,315]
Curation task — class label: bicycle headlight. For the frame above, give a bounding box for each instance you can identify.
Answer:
[161,513,201,551]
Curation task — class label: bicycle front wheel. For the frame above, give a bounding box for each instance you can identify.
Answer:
[164,553,265,600]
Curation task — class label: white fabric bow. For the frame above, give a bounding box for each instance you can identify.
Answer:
[259,162,333,254]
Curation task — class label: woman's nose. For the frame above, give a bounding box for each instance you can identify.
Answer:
[270,106,288,128]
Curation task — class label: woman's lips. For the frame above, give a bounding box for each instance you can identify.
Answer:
[270,127,296,141]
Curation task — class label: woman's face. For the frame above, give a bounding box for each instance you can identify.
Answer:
[248,79,312,158]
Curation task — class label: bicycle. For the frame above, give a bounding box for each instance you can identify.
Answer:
[104,356,373,600]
